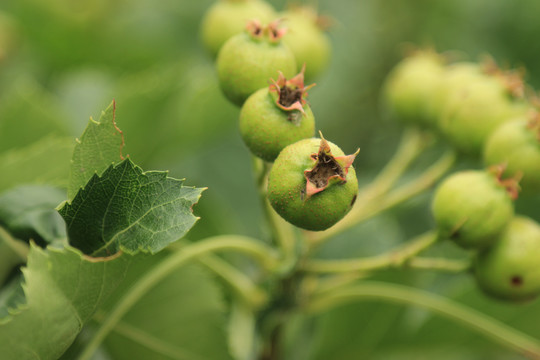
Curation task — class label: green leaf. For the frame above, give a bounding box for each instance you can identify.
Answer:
[0,135,74,193]
[59,159,204,256]
[0,244,135,360]
[68,101,125,200]
[100,253,232,360]
[0,185,67,245]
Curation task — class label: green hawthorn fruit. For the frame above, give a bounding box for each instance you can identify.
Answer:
[200,0,276,57]
[217,20,297,106]
[239,67,315,161]
[437,61,528,155]
[484,115,540,193]
[268,136,359,231]
[428,62,485,120]
[280,6,331,81]
[432,169,516,249]
[383,51,445,128]
[474,216,540,302]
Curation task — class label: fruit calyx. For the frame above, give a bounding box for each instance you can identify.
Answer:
[246,19,287,43]
[481,57,526,99]
[303,132,359,198]
[489,164,522,200]
[269,64,316,119]
[527,100,540,142]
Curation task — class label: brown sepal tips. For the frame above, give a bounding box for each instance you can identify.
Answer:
[245,19,287,43]
[481,56,526,99]
[303,132,360,199]
[269,64,316,115]
[489,164,522,200]
[527,99,540,142]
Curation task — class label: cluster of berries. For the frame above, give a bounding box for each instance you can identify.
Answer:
[385,51,540,301]
[201,0,359,232]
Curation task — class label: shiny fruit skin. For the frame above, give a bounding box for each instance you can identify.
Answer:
[475,216,540,302]
[383,52,445,128]
[200,0,276,57]
[281,10,330,81]
[217,32,296,106]
[432,170,514,249]
[268,138,358,231]
[484,119,540,193]
[240,88,315,161]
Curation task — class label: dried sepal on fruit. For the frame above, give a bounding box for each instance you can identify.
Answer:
[217,18,297,106]
[268,135,359,231]
[269,64,316,117]
[303,133,358,198]
[239,66,316,161]
[484,107,540,193]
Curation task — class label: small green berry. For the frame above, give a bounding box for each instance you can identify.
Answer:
[432,169,516,249]
[484,114,540,193]
[280,5,331,81]
[268,135,359,231]
[474,216,540,302]
[437,61,528,154]
[239,67,316,161]
[217,19,297,106]
[200,0,276,57]
[383,50,445,128]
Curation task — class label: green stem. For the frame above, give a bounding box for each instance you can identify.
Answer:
[306,282,540,359]
[359,128,429,200]
[198,254,268,309]
[78,235,278,360]
[252,156,296,274]
[303,231,438,273]
[408,257,471,273]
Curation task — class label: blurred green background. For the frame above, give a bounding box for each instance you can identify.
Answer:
[0,0,539,359]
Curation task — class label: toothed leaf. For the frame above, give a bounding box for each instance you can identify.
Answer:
[0,244,135,360]
[59,159,203,256]
[68,101,124,200]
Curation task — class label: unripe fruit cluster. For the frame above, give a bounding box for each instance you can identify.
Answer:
[432,167,540,302]
[203,1,359,231]
[383,52,529,156]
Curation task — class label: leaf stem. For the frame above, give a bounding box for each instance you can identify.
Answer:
[306,282,540,360]
[303,231,438,273]
[78,235,279,360]
[198,254,268,309]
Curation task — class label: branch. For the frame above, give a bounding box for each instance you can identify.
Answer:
[78,235,279,360]
[306,282,540,360]
[303,231,438,273]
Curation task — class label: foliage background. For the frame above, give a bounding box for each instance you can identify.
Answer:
[0,0,539,359]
